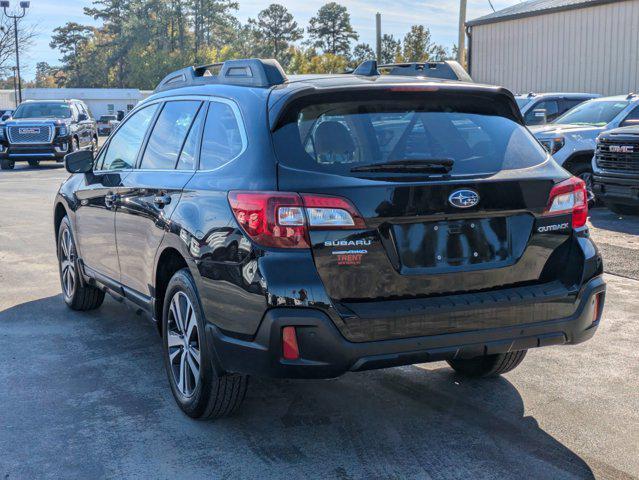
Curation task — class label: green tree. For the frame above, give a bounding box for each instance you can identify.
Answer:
[249,4,303,61]
[50,22,95,86]
[190,0,239,61]
[380,34,400,64]
[307,2,358,56]
[350,43,374,68]
[401,25,445,62]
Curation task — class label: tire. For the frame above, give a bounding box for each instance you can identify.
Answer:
[606,203,638,216]
[570,164,596,205]
[162,268,248,419]
[57,216,105,311]
[0,159,14,170]
[28,160,40,168]
[447,350,527,378]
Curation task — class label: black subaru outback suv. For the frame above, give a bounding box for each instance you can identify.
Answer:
[593,125,639,215]
[54,59,606,419]
[0,99,98,170]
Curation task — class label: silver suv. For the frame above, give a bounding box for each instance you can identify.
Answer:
[515,92,599,126]
[530,94,639,199]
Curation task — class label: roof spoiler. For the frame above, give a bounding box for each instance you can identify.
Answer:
[351,59,473,83]
[155,58,288,92]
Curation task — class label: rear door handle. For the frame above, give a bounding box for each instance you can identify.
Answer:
[153,193,171,208]
[105,193,119,209]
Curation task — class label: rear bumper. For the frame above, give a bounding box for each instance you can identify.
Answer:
[207,275,606,379]
[593,174,639,206]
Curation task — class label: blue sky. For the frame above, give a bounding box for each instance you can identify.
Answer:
[17,0,517,80]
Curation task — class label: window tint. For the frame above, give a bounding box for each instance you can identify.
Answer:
[554,100,630,126]
[101,104,159,171]
[140,101,201,170]
[273,96,548,177]
[199,101,244,170]
[562,98,587,112]
[620,106,639,127]
[177,105,206,170]
[525,100,559,125]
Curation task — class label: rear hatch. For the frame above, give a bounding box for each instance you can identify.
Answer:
[270,87,579,306]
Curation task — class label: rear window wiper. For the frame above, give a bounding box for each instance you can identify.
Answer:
[350,158,454,173]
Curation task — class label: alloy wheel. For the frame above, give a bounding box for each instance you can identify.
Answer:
[579,171,595,204]
[167,291,201,398]
[59,228,76,299]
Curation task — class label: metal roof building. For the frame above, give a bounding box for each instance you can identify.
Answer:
[466,0,639,95]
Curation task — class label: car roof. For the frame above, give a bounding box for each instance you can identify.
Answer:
[20,99,81,104]
[514,92,599,98]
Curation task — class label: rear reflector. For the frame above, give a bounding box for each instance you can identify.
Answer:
[282,326,300,360]
[593,293,603,323]
[544,177,588,228]
[228,191,365,249]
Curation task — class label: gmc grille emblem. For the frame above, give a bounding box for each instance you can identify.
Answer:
[608,145,634,153]
[18,127,41,135]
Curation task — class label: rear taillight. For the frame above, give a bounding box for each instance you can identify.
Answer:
[544,177,588,228]
[228,191,365,249]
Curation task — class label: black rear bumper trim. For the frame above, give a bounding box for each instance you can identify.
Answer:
[205,275,605,379]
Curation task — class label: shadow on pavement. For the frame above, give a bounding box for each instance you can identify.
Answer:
[589,207,639,235]
[0,294,595,479]
[0,163,65,173]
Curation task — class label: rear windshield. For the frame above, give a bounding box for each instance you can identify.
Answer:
[272,93,547,178]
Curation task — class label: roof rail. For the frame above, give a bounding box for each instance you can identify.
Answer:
[154,58,288,92]
[352,59,473,83]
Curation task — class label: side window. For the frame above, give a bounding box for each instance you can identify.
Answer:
[525,100,559,125]
[139,100,201,170]
[101,104,159,171]
[620,107,639,127]
[177,105,206,170]
[70,104,80,121]
[562,98,586,113]
[199,101,245,170]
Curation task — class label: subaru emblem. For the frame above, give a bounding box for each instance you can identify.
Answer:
[448,189,480,208]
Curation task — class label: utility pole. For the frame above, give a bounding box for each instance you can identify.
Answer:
[457,0,467,69]
[375,13,382,63]
[11,66,17,107]
[1,1,30,104]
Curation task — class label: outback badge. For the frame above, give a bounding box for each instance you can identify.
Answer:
[448,189,480,208]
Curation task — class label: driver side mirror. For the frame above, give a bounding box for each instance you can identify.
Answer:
[65,149,94,174]
[1,114,11,121]
[77,113,88,122]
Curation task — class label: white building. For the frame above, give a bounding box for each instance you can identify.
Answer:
[0,88,153,117]
[466,0,639,96]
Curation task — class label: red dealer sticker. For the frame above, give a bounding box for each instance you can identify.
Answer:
[333,249,367,266]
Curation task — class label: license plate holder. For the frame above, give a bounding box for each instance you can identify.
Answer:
[392,217,511,269]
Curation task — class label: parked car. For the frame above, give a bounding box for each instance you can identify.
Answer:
[515,92,599,125]
[530,93,639,200]
[0,108,14,121]
[0,99,98,170]
[54,58,605,419]
[593,125,639,215]
[96,114,117,136]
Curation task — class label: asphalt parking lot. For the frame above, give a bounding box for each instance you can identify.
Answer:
[1,163,638,480]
